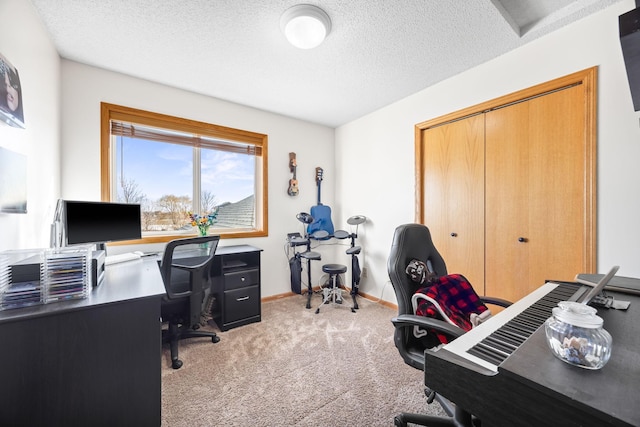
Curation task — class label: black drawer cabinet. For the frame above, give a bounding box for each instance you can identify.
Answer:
[210,245,262,331]
[224,284,260,324]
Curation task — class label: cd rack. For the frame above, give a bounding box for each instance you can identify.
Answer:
[0,245,91,310]
[0,249,45,310]
[43,246,91,303]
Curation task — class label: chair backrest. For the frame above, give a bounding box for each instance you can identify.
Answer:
[160,235,220,325]
[388,223,447,315]
[387,223,447,366]
[160,235,220,291]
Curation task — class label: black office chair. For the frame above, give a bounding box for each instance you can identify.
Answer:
[387,223,511,427]
[160,235,221,369]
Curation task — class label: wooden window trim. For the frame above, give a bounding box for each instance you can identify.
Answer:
[100,102,269,244]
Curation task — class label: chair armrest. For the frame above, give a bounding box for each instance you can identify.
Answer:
[391,314,465,339]
[481,296,512,308]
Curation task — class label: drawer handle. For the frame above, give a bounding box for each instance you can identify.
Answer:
[236,296,250,302]
[241,277,246,281]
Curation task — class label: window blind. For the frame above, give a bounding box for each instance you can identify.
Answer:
[110,121,262,156]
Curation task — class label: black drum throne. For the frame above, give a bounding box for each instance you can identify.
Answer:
[315,215,366,314]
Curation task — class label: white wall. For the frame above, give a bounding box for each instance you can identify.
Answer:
[5,0,639,303]
[336,0,640,303]
[60,61,335,298]
[0,0,61,251]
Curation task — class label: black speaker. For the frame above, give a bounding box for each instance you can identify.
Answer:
[619,5,640,111]
[92,250,106,287]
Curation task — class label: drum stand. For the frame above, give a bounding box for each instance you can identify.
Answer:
[345,215,366,310]
[328,215,366,312]
[300,243,321,309]
[292,212,321,309]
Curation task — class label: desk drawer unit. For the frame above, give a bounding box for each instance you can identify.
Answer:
[224,268,259,291]
[211,246,262,331]
[224,285,260,324]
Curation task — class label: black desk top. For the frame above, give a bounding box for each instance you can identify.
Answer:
[499,290,640,426]
[151,244,262,259]
[0,244,262,325]
[215,244,263,255]
[0,257,165,324]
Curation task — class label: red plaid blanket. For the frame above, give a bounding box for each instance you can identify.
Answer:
[414,274,488,344]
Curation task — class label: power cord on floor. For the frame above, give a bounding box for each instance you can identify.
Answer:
[368,279,391,304]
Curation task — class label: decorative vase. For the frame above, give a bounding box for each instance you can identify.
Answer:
[198,226,208,237]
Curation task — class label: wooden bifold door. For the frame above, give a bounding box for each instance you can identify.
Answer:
[416,67,596,302]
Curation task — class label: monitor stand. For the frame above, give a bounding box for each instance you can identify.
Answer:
[92,250,106,287]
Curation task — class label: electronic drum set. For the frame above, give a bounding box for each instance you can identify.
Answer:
[287,214,366,313]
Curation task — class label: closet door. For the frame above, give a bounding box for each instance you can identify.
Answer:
[422,115,485,290]
[485,84,588,302]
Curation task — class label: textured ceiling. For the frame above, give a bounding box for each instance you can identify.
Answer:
[29,0,622,127]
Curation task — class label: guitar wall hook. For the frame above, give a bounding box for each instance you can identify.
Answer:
[288,152,299,196]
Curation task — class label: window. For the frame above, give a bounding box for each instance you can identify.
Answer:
[100,103,268,243]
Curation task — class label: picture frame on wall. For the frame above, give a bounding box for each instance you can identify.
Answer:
[0,147,27,213]
[0,53,25,129]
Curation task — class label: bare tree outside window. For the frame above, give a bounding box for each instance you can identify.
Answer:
[157,195,192,229]
[201,190,218,214]
[118,177,147,204]
[141,199,157,231]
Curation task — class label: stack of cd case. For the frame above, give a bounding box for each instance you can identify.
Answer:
[43,246,91,303]
[2,280,43,309]
[0,249,45,310]
[0,245,91,310]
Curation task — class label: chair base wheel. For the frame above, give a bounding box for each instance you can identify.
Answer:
[212,335,220,343]
[393,415,406,427]
[171,359,183,369]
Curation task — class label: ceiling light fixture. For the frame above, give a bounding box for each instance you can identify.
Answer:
[280,4,331,49]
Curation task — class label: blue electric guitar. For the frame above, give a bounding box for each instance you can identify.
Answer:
[307,167,334,237]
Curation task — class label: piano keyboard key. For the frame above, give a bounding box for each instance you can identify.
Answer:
[443,282,582,372]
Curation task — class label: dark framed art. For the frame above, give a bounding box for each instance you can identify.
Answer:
[0,53,25,129]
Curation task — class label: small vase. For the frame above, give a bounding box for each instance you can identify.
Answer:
[198,227,208,237]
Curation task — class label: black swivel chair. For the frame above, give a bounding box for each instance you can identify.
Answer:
[160,235,221,369]
[387,223,511,427]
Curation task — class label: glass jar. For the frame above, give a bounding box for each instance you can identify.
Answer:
[544,301,612,370]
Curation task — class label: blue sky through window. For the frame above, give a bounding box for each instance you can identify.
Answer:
[116,137,255,207]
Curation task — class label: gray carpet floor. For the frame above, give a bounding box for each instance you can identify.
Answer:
[161,295,447,426]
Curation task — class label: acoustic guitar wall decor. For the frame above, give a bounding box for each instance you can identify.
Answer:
[307,167,334,236]
[288,152,299,196]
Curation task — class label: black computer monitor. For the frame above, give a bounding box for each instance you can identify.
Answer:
[55,200,142,247]
[619,5,640,111]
